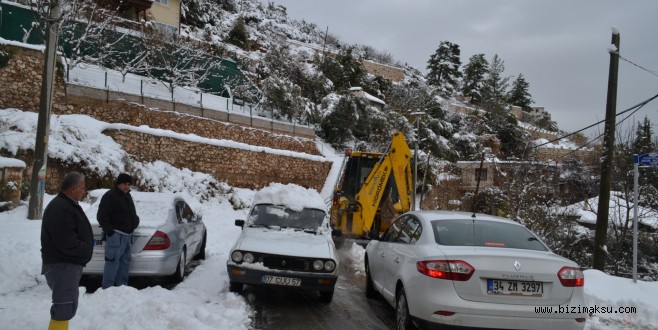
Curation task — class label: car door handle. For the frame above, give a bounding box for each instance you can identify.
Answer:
[380,252,385,258]
[394,257,400,263]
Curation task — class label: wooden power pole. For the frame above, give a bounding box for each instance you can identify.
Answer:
[28,1,61,220]
[592,29,620,270]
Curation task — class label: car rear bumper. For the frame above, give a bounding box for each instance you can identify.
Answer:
[82,250,180,276]
[227,264,337,292]
[403,277,586,330]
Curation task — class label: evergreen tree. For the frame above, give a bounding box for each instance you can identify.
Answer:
[480,54,510,111]
[426,41,462,97]
[632,117,656,155]
[226,17,249,48]
[507,74,533,111]
[461,54,488,105]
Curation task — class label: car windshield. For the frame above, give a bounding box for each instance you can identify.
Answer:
[431,219,548,251]
[249,204,326,231]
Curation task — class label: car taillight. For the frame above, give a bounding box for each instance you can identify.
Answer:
[558,266,584,287]
[143,230,171,250]
[417,260,474,281]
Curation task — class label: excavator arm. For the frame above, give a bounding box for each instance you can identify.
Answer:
[354,132,412,235]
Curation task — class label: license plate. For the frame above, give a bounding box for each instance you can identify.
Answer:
[94,236,104,247]
[487,279,543,296]
[262,275,301,287]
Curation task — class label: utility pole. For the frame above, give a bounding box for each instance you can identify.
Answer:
[28,1,61,220]
[410,111,426,211]
[592,29,620,270]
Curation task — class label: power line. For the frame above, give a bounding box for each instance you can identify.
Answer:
[619,54,658,78]
[532,92,658,149]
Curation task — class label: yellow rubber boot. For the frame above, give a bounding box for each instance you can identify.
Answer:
[48,319,69,330]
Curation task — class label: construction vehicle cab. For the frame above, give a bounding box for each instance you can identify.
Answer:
[331,132,413,239]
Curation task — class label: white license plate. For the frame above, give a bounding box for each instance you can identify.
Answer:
[487,279,543,296]
[262,275,301,287]
[94,235,104,247]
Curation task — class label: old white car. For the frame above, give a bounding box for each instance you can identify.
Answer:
[227,183,341,303]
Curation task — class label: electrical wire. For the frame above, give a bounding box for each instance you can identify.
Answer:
[619,54,658,78]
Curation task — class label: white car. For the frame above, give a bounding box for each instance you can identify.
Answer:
[83,190,207,283]
[227,183,341,303]
[365,210,586,330]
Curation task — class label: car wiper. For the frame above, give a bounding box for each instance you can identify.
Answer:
[527,237,539,241]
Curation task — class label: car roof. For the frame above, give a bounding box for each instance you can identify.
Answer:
[252,183,326,212]
[408,210,522,226]
[85,189,185,228]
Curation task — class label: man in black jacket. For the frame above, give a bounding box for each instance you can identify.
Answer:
[97,173,140,289]
[41,172,93,330]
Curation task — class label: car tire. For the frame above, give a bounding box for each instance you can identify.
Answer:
[365,257,376,298]
[396,287,416,330]
[170,248,187,284]
[229,282,243,293]
[193,231,207,261]
[319,289,334,304]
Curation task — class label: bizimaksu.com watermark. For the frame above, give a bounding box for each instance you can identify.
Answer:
[535,305,637,314]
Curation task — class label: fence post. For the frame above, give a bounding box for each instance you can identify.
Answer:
[104,71,107,87]
[250,105,252,127]
[140,80,144,104]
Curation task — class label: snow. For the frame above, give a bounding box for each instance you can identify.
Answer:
[1,107,657,329]
[252,182,326,211]
[85,190,180,228]
[0,156,26,168]
[563,191,658,229]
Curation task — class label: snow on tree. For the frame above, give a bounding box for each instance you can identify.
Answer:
[460,54,488,105]
[507,73,533,111]
[480,54,510,111]
[426,41,462,97]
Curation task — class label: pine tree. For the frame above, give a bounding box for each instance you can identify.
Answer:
[507,74,533,111]
[461,54,488,105]
[426,41,462,97]
[480,54,510,111]
[632,117,655,155]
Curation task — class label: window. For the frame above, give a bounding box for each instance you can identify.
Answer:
[381,216,408,242]
[398,218,421,244]
[475,168,487,181]
[431,219,548,251]
[176,201,194,222]
[154,0,169,5]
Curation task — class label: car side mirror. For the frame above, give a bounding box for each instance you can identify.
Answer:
[235,219,245,228]
[331,229,342,237]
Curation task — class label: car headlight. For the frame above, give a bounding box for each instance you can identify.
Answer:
[313,260,324,271]
[231,251,243,263]
[324,260,336,272]
[243,252,255,263]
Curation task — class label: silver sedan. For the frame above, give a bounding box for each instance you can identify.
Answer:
[365,210,586,330]
[83,190,207,283]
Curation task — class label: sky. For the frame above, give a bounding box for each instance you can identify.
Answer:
[1,107,658,329]
[271,0,658,138]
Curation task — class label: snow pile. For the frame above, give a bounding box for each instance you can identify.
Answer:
[252,182,326,211]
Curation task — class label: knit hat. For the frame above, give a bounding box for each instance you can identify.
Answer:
[115,173,133,186]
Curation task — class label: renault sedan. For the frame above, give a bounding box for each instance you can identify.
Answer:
[83,190,207,283]
[365,210,586,330]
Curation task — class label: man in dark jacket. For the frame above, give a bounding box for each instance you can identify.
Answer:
[97,173,140,289]
[41,172,93,330]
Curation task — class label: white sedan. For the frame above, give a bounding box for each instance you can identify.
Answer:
[365,210,586,330]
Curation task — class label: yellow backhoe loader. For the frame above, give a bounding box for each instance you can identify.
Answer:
[330,132,413,241]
